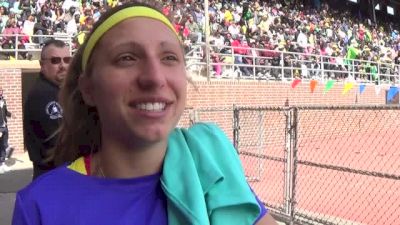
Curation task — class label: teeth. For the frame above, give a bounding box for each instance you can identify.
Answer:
[135,102,165,112]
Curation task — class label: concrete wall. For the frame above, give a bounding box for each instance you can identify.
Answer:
[0,66,389,156]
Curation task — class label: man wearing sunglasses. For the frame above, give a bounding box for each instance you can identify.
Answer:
[23,39,71,180]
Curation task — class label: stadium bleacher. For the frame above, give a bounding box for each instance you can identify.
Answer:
[0,0,399,82]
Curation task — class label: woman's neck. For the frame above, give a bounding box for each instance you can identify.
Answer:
[93,140,167,179]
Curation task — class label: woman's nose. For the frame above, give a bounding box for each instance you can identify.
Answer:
[137,59,166,89]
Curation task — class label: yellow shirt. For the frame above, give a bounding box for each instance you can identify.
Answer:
[224,10,233,23]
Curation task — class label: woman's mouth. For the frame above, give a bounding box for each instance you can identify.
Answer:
[134,102,166,112]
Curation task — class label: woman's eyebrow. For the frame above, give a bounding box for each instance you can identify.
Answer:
[111,41,143,51]
[159,41,181,50]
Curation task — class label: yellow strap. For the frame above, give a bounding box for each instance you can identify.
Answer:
[82,6,178,71]
[67,156,88,175]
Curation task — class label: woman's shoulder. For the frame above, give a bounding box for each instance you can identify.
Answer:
[16,165,80,200]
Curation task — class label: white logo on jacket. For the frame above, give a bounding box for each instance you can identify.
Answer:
[45,101,63,119]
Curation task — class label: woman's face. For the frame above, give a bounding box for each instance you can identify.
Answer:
[81,17,187,147]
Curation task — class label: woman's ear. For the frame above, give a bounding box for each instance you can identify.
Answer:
[78,74,96,106]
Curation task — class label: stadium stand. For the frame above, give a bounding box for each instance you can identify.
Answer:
[0,0,399,82]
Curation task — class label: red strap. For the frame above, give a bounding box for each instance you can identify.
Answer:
[84,155,91,175]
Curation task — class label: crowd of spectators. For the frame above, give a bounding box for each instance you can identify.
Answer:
[194,0,400,81]
[0,0,107,59]
[0,0,399,81]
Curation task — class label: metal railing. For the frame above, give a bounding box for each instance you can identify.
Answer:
[2,34,399,86]
[181,105,400,225]
[185,43,400,86]
[0,33,74,60]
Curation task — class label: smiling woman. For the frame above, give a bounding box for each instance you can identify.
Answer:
[80,17,187,152]
[12,1,277,225]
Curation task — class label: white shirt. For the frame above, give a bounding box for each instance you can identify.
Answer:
[22,20,35,36]
[297,32,308,49]
[228,24,240,37]
[66,19,77,36]
[62,0,79,11]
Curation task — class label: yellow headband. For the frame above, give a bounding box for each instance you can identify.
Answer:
[82,6,178,71]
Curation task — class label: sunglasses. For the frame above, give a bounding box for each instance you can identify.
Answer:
[42,57,72,64]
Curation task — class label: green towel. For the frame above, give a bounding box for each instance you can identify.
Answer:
[162,123,261,225]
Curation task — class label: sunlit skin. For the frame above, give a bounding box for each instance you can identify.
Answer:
[79,18,187,179]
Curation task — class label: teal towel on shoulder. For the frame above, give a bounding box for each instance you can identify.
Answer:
[161,123,261,225]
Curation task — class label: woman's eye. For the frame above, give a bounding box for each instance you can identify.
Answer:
[114,54,138,65]
[164,55,179,61]
[119,55,136,61]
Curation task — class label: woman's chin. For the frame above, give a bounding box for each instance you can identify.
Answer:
[133,127,169,144]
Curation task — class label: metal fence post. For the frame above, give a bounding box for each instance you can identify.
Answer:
[398,65,400,84]
[290,107,298,225]
[281,52,285,80]
[320,55,324,80]
[378,63,381,85]
[284,108,291,220]
[284,107,298,225]
[233,105,239,152]
[253,54,256,80]
[14,34,18,59]
[256,110,265,180]
[189,109,198,126]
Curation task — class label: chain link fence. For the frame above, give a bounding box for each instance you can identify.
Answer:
[178,107,235,140]
[182,105,400,225]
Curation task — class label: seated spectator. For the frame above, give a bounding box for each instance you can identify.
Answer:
[0,6,9,33]
[62,0,79,12]
[1,18,28,59]
[63,6,78,25]
[9,0,22,15]
[210,31,224,52]
[22,14,35,39]
[93,7,101,22]
[66,13,79,37]
[185,14,201,43]
[53,6,66,32]
[0,0,9,9]
[33,16,52,45]
[239,38,253,76]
